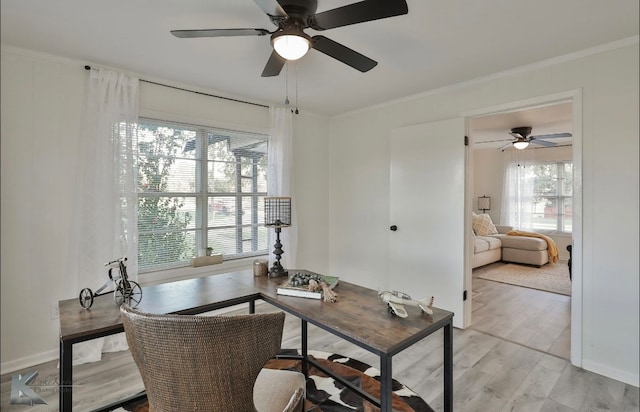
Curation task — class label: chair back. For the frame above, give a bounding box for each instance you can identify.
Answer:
[121,305,285,412]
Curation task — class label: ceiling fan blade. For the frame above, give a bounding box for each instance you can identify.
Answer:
[509,132,526,139]
[530,132,572,140]
[253,0,287,17]
[476,138,514,144]
[530,138,558,147]
[261,50,286,77]
[171,28,270,38]
[311,0,408,30]
[498,142,513,151]
[311,35,377,72]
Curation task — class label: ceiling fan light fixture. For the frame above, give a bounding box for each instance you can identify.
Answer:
[513,139,530,150]
[272,32,310,60]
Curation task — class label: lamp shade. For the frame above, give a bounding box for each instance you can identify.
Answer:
[513,140,529,150]
[478,196,491,212]
[264,197,292,227]
[272,34,310,60]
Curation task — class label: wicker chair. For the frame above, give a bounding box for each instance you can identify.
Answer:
[121,305,305,412]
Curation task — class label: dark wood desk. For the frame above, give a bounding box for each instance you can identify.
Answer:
[59,270,453,412]
[59,274,260,411]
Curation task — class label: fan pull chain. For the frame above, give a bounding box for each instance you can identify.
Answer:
[284,62,290,105]
[294,62,299,114]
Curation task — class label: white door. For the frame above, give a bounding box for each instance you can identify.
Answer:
[390,118,467,328]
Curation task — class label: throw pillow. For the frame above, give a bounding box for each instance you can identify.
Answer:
[472,213,498,236]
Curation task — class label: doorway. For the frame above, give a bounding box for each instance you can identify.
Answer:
[463,90,582,363]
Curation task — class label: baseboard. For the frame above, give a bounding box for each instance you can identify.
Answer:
[1,348,58,375]
[582,359,639,387]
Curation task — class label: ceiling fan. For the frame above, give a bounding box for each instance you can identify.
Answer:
[170,0,408,77]
[499,127,572,150]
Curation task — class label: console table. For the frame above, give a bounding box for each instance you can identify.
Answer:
[59,270,453,411]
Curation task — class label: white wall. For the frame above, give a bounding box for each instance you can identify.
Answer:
[472,149,505,225]
[473,145,574,260]
[0,46,330,371]
[291,114,331,273]
[1,48,85,371]
[328,43,639,385]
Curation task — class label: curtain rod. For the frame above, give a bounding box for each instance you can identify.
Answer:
[84,65,269,109]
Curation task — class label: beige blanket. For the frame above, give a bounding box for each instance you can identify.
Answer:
[507,230,559,264]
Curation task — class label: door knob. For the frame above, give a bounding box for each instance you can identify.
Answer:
[390,225,398,231]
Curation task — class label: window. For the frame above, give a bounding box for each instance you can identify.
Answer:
[503,160,572,234]
[137,119,268,272]
[530,161,572,233]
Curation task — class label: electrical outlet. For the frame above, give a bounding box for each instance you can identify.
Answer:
[50,304,59,320]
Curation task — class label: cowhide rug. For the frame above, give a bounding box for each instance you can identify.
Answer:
[267,350,433,412]
[113,350,432,412]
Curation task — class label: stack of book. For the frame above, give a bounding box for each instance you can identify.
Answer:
[276,271,339,299]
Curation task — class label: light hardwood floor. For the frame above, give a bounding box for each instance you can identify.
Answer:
[1,276,638,412]
[471,270,572,360]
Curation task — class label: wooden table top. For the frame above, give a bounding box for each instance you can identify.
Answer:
[59,269,454,355]
[58,271,259,342]
[242,273,454,356]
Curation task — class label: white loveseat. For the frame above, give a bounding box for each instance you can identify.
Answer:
[473,224,510,269]
[472,214,550,269]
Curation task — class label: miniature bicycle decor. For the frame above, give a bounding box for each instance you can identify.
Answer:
[78,257,142,309]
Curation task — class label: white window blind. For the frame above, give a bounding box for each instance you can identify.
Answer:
[137,119,268,272]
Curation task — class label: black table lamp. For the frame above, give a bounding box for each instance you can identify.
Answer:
[264,197,292,278]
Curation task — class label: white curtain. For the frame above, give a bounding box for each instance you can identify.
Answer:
[267,106,297,269]
[69,68,139,364]
[501,157,535,231]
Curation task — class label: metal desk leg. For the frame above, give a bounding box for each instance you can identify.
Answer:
[380,354,392,411]
[301,320,308,377]
[60,340,73,412]
[249,299,255,314]
[444,321,453,412]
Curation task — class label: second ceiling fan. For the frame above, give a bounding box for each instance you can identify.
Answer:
[171,0,408,77]
[500,127,572,150]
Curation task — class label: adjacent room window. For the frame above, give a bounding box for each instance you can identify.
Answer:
[502,160,573,234]
[531,161,572,232]
[137,119,269,272]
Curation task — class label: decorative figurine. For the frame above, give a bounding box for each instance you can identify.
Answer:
[78,257,142,309]
[287,272,339,302]
[378,291,434,318]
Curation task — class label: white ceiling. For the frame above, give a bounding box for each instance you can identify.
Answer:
[1,0,638,117]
